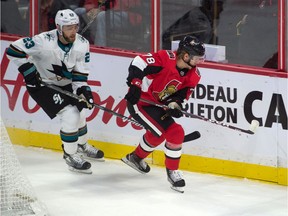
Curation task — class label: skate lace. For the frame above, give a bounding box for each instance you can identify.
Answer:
[170,170,183,181]
[70,154,85,165]
[84,143,98,154]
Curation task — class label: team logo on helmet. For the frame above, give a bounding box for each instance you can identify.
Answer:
[55,9,79,35]
[179,36,205,56]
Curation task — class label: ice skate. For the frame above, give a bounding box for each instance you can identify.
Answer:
[78,143,105,162]
[166,168,185,193]
[63,152,92,174]
[121,152,150,174]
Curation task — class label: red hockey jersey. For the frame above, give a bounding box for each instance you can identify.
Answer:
[128,50,201,106]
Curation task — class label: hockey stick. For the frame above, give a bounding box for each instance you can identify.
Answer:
[42,82,142,127]
[41,82,200,142]
[139,98,259,135]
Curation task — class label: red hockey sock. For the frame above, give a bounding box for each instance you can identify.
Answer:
[135,131,165,158]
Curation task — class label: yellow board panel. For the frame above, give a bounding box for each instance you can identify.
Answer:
[6,127,287,186]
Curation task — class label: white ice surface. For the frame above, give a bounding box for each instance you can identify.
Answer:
[14,145,287,216]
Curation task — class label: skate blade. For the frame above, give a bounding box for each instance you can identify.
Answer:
[121,157,146,174]
[170,186,184,193]
[68,166,92,174]
[83,156,105,162]
[78,153,105,162]
[93,158,105,162]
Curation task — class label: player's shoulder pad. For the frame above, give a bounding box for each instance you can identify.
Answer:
[159,50,176,60]
[76,34,89,45]
[40,29,58,42]
[73,34,89,51]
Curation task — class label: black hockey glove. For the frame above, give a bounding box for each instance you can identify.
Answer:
[76,86,94,109]
[124,78,142,105]
[18,62,42,88]
[165,98,183,118]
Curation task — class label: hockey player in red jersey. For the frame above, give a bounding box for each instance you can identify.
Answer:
[121,36,205,193]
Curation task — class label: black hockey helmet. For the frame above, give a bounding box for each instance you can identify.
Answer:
[178,36,205,57]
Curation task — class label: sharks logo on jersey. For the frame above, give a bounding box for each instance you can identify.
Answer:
[48,61,72,81]
[79,35,87,43]
[44,33,56,41]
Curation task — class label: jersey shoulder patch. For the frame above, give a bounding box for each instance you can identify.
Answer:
[73,34,89,53]
[77,34,89,44]
[43,32,57,42]
[165,50,176,59]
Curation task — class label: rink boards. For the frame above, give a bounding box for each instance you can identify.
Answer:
[1,40,287,185]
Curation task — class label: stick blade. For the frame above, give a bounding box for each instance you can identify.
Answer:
[183,131,201,142]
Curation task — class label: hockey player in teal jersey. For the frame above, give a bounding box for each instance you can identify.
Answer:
[6,9,104,174]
